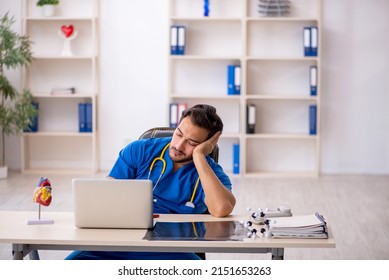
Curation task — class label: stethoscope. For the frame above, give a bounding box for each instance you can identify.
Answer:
[148,143,199,208]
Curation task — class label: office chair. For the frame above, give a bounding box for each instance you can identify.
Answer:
[139,126,219,260]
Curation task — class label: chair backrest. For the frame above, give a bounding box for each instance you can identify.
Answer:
[139,127,219,162]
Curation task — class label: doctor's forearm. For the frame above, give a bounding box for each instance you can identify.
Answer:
[193,153,236,217]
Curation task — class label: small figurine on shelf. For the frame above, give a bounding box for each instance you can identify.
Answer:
[203,0,210,17]
[36,0,60,17]
[58,24,78,56]
[26,177,54,225]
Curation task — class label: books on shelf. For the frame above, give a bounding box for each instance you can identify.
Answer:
[169,103,187,128]
[227,64,241,95]
[309,104,317,135]
[170,25,186,55]
[78,102,92,133]
[246,104,256,134]
[267,212,328,239]
[303,26,318,57]
[50,87,76,95]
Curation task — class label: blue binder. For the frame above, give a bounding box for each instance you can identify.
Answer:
[310,26,318,56]
[303,27,311,56]
[310,65,317,96]
[227,65,235,95]
[227,65,241,95]
[233,143,240,174]
[170,26,178,55]
[177,26,186,55]
[78,103,86,132]
[85,103,92,132]
[309,105,317,135]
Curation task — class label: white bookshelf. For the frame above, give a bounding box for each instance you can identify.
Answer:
[168,0,322,177]
[20,0,99,174]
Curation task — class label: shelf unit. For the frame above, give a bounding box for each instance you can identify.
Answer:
[20,0,99,174]
[168,0,321,177]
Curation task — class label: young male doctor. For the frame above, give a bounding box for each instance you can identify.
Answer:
[65,104,236,260]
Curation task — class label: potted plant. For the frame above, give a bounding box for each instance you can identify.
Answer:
[36,0,60,17]
[0,13,37,178]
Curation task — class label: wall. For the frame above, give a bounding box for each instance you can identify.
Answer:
[1,0,388,174]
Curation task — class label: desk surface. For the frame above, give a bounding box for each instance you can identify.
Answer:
[0,211,335,252]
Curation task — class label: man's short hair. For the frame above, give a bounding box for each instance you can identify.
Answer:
[179,104,223,139]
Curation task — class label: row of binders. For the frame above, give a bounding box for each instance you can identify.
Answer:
[78,103,92,132]
[171,25,318,57]
[169,103,187,128]
[304,26,318,56]
[169,103,315,136]
[267,212,328,239]
[170,25,186,55]
[230,65,317,96]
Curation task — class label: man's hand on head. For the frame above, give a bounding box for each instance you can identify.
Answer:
[193,131,221,157]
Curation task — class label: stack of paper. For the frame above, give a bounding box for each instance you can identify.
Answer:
[267,212,328,239]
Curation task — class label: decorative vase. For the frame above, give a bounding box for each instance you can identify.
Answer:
[42,5,55,17]
[0,166,7,179]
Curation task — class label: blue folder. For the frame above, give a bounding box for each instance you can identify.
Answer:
[78,103,86,132]
[170,26,178,55]
[303,27,311,56]
[233,143,240,174]
[85,103,92,132]
[177,26,186,55]
[309,105,317,135]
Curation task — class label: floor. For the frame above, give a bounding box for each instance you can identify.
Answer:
[1,171,388,260]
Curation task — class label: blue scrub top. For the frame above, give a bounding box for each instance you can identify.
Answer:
[108,137,232,214]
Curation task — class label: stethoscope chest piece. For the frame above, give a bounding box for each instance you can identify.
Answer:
[185,201,195,208]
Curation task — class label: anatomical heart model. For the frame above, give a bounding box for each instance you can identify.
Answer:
[27,177,54,225]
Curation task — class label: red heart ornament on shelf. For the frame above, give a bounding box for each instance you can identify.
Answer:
[61,25,74,38]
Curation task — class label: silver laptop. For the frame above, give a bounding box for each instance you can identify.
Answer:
[72,178,154,229]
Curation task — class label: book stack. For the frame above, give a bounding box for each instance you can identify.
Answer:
[267,212,328,239]
[50,87,76,95]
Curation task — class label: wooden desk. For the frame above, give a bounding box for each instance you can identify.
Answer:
[0,211,335,260]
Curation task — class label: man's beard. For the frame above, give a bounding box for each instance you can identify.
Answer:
[169,146,193,164]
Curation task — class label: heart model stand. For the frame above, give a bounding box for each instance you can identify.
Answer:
[26,177,54,225]
[58,26,78,56]
[26,204,54,225]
